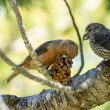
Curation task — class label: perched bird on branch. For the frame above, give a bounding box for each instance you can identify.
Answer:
[83,23,110,60]
[6,39,78,83]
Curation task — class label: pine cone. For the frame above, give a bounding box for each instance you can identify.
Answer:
[49,55,73,84]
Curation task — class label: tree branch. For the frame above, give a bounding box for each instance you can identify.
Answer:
[63,0,84,77]
[1,60,110,110]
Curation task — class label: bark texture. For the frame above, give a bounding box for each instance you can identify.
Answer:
[1,60,110,110]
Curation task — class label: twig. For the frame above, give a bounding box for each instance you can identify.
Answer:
[0,48,81,93]
[9,0,52,80]
[63,0,84,77]
[10,0,33,54]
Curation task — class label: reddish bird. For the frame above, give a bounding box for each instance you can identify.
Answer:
[6,39,78,83]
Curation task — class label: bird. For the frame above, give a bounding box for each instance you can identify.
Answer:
[6,39,78,83]
[83,23,110,60]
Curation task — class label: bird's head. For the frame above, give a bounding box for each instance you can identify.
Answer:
[83,23,105,40]
[61,40,78,58]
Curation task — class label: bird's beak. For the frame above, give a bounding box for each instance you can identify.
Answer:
[83,33,89,41]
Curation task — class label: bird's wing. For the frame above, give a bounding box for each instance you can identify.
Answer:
[20,41,53,66]
[20,40,62,66]
[35,40,53,55]
[95,31,110,50]
[35,39,62,55]
[19,55,32,66]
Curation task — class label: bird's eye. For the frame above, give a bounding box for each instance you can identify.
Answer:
[88,28,92,32]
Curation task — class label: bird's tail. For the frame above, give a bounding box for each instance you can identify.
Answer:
[6,69,20,83]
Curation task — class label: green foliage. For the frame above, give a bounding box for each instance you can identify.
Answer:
[16,0,33,7]
[0,0,7,8]
[0,0,33,8]
[105,0,110,11]
[0,0,50,15]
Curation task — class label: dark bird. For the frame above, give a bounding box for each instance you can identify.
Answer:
[83,23,110,60]
[6,39,78,83]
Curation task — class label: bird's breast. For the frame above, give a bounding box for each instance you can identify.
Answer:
[90,41,110,59]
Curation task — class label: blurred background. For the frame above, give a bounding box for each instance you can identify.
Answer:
[0,0,110,109]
